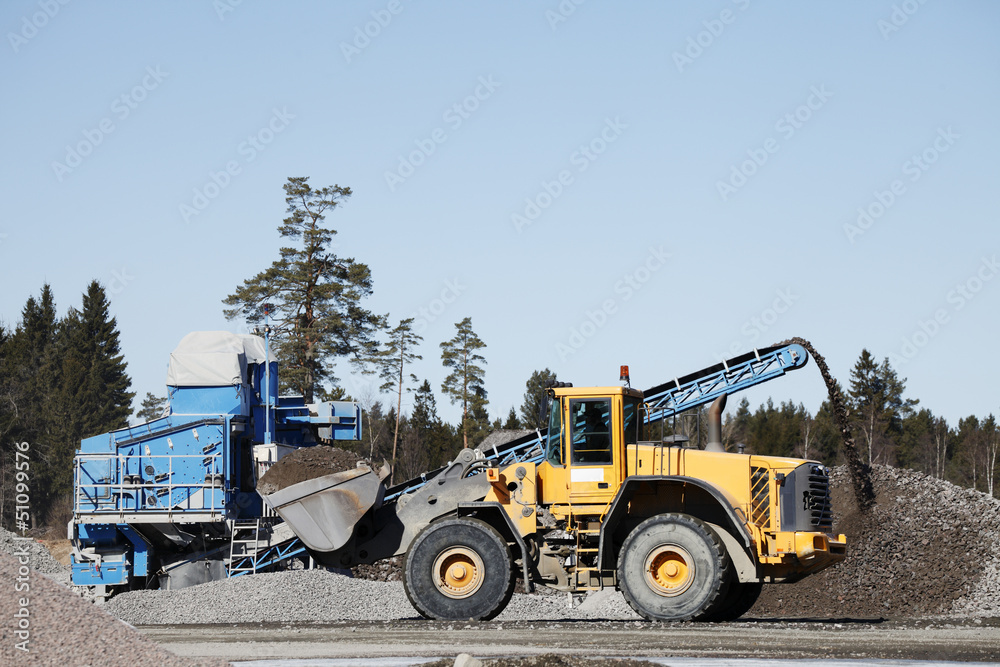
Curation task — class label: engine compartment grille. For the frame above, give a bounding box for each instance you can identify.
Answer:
[750,466,771,528]
[803,465,834,530]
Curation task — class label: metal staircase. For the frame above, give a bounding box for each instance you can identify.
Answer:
[227,518,308,578]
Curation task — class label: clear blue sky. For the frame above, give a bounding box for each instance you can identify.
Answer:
[2,1,997,427]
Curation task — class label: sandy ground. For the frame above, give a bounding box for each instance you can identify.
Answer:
[137,618,1000,663]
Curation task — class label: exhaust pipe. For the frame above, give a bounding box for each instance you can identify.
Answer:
[706,393,727,452]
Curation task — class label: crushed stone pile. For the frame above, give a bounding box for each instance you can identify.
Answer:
[0,526,68,576]
[754,464,1000,619]
[257,445,367,495]
[104,567,638,625]
[352,554,404,581]
[0,551,225,667]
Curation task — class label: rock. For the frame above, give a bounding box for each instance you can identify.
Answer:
[455,653,484,667]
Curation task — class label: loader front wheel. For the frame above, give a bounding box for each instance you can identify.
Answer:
[707,579,763,621]
[403,517,515,621]
[617,514,729,622]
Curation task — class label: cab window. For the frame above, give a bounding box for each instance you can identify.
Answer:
[545,398,563,466]
[570,399,612,465]
[623,397,640,446]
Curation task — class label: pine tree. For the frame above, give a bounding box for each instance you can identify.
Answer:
[392,415,427,482]
[136,392,168,422]
[440,318,487,449]
[898,408,937,474]
[223,177,384,402]
[503,407,521,429]
[75,281,134,435]
[520,368,556,429]
[983,414,998,497]
[0,324,16,527]
[729,397,752,447]
[951,415,986,491]
[810,400,843,466]
[6,286,59,525]
[372,318,422,483]
[41,282,134,513]
[848,350,918,465]
[410,379,456,468]
[466,386,492,448]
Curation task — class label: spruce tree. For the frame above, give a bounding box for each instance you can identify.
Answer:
[410,379,455,467]
[75,281,134,434]
[223,177,384,402]
[440,318,487,449]
[519,368,556,429]
[41,282,134,510]
[7,286,60,525]
[848,349,917,465]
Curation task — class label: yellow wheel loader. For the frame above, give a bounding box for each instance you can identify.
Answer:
[264,343,846,621]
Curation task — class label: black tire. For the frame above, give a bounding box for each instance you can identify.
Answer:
[403,517,515,621]
[697,554,764,622]
[617,513,729,622]
[707,578,763,621]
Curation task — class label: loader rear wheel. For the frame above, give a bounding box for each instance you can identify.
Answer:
[403,517,515,621]
[617,514,729,622]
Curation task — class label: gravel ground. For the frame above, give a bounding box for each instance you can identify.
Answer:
[0,551,225,667]
[421,655,664,667]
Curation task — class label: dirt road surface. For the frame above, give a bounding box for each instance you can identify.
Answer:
[138,619,1000,663]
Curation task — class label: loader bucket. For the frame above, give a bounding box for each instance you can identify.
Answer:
[260,465,385,552]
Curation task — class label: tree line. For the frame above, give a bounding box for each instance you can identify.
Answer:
[2,176,996,530]
[0,282,133,529]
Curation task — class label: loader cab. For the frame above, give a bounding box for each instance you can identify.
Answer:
[539,386,643,508]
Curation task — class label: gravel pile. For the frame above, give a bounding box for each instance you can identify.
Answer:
[0,551,225,667]
[0,526,68,576]
[352,554,404,581]
[753,464,1000,619]
[257,445,366,495]
[105,567,639,625]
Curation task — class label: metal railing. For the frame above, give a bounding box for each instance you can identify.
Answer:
[74,453,224,515]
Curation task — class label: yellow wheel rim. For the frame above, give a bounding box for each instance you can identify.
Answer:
[433,547,485,599]
[644,545,694,597]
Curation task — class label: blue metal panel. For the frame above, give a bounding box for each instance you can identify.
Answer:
[118,525,149,576]
[169,385,247,416]
[75,419,230,516]
[72,523,131,586]
[72,556,129,585]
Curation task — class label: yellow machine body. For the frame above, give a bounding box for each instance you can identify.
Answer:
[483,385,846,592]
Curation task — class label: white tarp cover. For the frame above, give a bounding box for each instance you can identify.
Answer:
[166,331,272,387]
